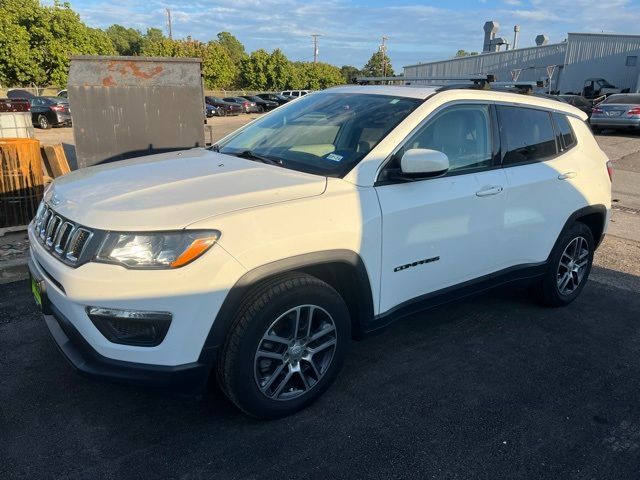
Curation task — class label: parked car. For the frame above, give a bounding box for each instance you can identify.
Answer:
[590,93,640,133]
[281,90,312,98]
[241,95,278,112]
[7,89,35,100]
[205,103,218,118]
[29,84,611,419]
[559,95,594,117]
[29,96,71,129]
[204,96,242,116]
[580,78,621,99]
[0,98,30,113]
[223,97,259,113]
[57,90,68,99]
[256,93,292,106]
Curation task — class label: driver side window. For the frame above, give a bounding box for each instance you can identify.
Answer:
[399,104,493,174]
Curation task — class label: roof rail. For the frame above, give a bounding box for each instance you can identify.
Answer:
[355,75,496,88]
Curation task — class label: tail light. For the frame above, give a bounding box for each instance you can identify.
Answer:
[50,105,64,111]
[606,160,613,182]
[627,107,640,116]
[592,107,603,115]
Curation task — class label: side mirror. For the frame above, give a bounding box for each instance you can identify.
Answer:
[400,149,449,177]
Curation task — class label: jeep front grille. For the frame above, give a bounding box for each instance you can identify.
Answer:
[33,204,94,266]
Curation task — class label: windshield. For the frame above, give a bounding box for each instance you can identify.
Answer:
[217,92,421,177]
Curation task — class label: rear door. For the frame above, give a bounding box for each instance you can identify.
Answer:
[375,103,509,313]
[497,105,585,266]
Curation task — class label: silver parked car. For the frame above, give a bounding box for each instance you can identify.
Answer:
[590,94,640,133]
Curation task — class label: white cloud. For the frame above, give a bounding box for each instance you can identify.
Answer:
[65,0,640,71]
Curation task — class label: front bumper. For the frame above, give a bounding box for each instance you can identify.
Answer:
[28,222,246,385]
[42,295,213,390]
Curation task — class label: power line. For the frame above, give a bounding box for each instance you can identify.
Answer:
[311,34,321,63]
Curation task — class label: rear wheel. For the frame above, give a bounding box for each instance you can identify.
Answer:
[536,222,594,307]
[218,272,350,418]
[37,115,51,129]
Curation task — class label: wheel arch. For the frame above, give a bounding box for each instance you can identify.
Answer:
[549,204,608,261]
[198,249,375,367]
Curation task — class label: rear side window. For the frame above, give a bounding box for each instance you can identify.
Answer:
[498,106,557,165]
[552,113,577,151]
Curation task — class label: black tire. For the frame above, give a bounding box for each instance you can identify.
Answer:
[38,115,51,129]
[535,222,594,307]
[257,105,264,113]
[218,272,351,419]
[218,108,227,117]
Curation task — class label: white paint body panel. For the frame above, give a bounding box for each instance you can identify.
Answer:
[29,86,611,367]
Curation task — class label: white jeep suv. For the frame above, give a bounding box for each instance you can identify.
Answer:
[29,85,612,418]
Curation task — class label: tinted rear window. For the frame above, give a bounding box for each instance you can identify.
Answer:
[553,113,576,150]
[498,106,557,165]
[602,95,640,104]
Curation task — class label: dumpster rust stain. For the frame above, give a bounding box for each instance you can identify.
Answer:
[106,60,164,81]
[102,76,116,87]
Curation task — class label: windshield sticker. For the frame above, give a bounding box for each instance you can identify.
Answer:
[390,99,400,104]
[326,153,343,162]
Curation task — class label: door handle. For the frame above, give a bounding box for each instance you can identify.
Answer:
[476,186,503,197]
[558,171,577,180]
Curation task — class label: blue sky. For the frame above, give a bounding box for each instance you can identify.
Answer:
[65,0,640,71]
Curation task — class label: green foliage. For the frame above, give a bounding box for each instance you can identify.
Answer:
[0,2,350,91]
[340,65,361,84]
[362,50,394,77]
[454,49,479,58]
[217,31,246,66]
[105,24,143,56]
[0,0,115,87]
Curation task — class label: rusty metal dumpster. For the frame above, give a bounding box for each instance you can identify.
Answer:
[68,56,205,169]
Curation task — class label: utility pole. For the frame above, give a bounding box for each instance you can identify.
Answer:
[311,34,321,63]
[166,8,173,39]
[379,35,388,77]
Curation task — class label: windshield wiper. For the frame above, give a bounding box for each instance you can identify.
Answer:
[233,150,283,167]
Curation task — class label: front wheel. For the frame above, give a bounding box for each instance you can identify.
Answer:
[535,222,594,307]
[218,272,351,418]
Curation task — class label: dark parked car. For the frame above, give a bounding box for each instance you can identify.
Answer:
[7,89,35,100]
[204,96,242,116]
[29,97,71,129]
[256,93,291,106]
[560,95,594,117]
[223,97,259,113]
[240,95,278,112]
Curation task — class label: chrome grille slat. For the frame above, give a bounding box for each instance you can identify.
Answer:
[33,203,94,267]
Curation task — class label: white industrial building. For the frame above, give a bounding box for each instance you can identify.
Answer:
[403,23,640,94]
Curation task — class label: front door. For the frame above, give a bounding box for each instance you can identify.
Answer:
[375,103,508,314]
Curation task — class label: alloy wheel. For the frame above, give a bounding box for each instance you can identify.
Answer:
[254,305,337,401]
[557,236,589,295]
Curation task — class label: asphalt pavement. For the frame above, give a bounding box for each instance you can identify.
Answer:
[2,273,640,479]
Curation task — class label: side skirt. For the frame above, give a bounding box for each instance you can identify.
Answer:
[365,262,548,333]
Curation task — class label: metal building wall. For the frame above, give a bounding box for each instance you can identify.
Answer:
[404,43,567,88]
[68,56,205,169]
[559,33,640,94]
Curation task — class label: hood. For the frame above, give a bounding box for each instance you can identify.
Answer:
[45,149,327,231]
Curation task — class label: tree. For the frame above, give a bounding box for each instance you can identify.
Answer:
[217,31,246,66]
[201,41,236,89]
[454,49,479,58]
[0,0,115,87]
[293,62,344,90]
[106,24,143,56]
[340,65,361,84]
[362,50,394,77]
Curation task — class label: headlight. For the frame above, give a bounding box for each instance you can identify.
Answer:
[96,230,220,269]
